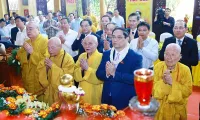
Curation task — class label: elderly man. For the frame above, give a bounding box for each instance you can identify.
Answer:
[72,19,103,62]
[130,22,158,69]
[159,20,198,71]
[74,35,103,105]
[96,28,142,109]
[36,37,74,105]
[56,17,78,57]
[153,43,192,120]
[17,21,48,95]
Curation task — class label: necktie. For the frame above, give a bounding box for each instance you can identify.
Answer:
[178,39,182,46]
[114,53,120,61]
[132,32,134,35]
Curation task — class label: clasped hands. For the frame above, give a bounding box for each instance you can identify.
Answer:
[106,61,116,77]
[80,58,88,71]
[137,36,144,49]
[23,42,33,54]
[45,58,53,71]
[162,69,172,85]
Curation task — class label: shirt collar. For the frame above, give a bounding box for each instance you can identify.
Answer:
[176,37,184,42]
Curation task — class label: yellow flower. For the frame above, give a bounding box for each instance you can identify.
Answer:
[16,88,25,95]
[8,103,17,110]
[51,102,60,110]
[16,95,23,100]
[38,110,46,116]
[116,110,125,117]
[23,108,33,115]
[30,95,35,101]
[6,97,16,103]
[109,105,117,111]
[46,107,53,114]
[101,104,108,110]
[92,105,101,111]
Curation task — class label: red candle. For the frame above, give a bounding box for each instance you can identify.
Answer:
[134,68,153,106]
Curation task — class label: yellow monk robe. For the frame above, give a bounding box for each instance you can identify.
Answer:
[36,49,75,105]
[82,15,98,28]
[17,34,48,94]
[153,62,192,120]
[74,50,103,105]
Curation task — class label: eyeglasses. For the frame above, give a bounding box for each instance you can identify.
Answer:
[111,36,125,40]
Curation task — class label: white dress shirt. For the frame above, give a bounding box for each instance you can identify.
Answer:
[15,27,29,46]
[111,16,125,27]
[56,29,78,57]
[130,37,158,68]
[4,24,16,37]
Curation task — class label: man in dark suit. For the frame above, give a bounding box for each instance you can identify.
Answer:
[72,19,103,62]
[159,20,198,71]
[96,15,111,37]
[10,27,19,44]
[96,28,142,110]
[126,12,140,42]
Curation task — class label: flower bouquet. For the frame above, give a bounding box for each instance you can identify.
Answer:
[7,48,21,75]
[0,84,60,120]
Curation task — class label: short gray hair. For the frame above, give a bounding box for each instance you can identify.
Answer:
[83,35,98,43]
[166,43,181,53]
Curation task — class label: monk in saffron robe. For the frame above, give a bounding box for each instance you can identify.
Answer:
[153,43,192,120]
[17,21,48,95]
[36,37,74,105]
[74,35,103,105]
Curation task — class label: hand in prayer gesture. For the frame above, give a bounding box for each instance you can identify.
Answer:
[162,69,172,85]
[104,40,110,50]
[59,35,65,44]
[137,36,144,49]
[77,28,82,39]
[80,58,88,71]
[23,42,33,54]
[45,58,53,69]
[106,61,116,77]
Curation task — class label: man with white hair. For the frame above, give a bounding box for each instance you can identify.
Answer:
[17,21,48,96]
[74,35,103,105]
[153,43,192,120]
[36,37,74,105]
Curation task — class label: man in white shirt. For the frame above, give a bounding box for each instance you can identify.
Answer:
[130,22,158,69]
[4,17,16,37]
[111,9,125,28]
[15,16,29,46]
[56,17,78,57]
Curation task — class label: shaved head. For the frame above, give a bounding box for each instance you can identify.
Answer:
[166,43,181,54]
[83,35,98,44]
[26,21,39,39]
[48,37,62,56]
[82,35,98,55]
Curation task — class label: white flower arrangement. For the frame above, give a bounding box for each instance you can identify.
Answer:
[58,85,85,96]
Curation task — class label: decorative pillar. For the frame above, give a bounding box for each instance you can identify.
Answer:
[0,0,8,18]
[61,0,66,15]
[192,0,200,39]
[54,0,61,12]
[117,0,126,26]
[100,0,106,17]
[82,0,88,15]
[36,0,48,15]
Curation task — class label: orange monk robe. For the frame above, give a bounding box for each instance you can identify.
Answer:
[153,62,192,120]
[74,50,103,105]
[17,34,48,94]
[36,49,74,105]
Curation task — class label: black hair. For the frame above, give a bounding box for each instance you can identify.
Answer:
[80,19,92,26]
[137,22,150,30]
[9,16,15,20]
[112,27,129,38]
[106,22,116,28]
[165,8,171,12]
[106,11,113,16]
[4,14,8,17]
[68,13,74,16]
[101,15,112,22]
[15,16,27,24]
[128,12,140,21]
[114,8,118,11]
[61,17,70,23]
[136,11,142,16]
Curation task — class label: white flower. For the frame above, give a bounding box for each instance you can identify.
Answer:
[12,60,15,63]
[18,62,20,65]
